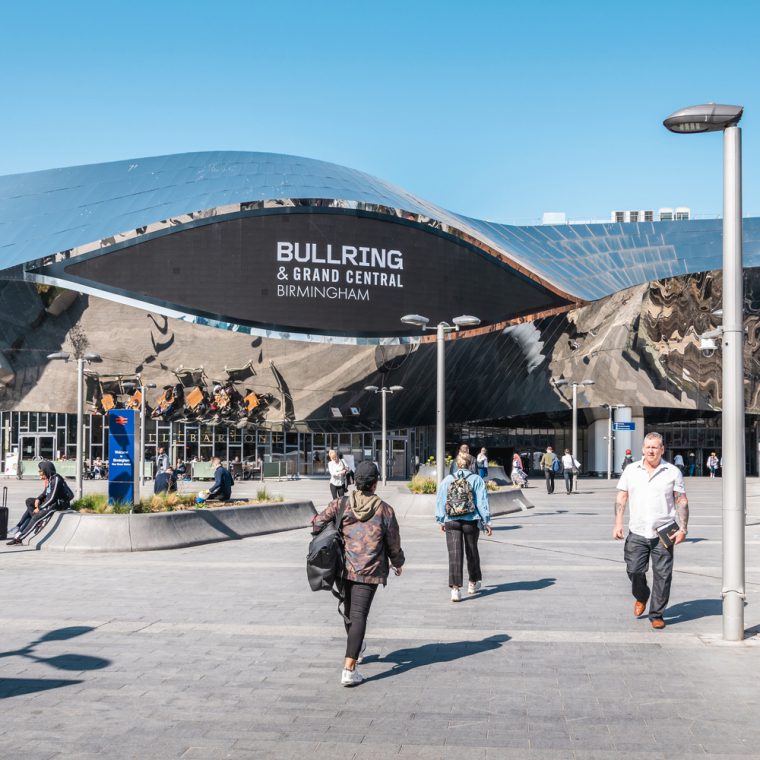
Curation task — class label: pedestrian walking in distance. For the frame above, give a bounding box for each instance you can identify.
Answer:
[560,449,579,494]
[327,449,349,500]
[311,461,405,687]
[613,432,689,630]
[540,445,559,494]
[436,452,492,602]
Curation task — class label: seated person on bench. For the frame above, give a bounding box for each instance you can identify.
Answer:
[205,456,233,501]
[154,466,177,495]
[7,461,72,544]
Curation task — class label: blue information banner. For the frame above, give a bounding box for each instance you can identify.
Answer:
[613,422,636,431]
[108,409,138,505]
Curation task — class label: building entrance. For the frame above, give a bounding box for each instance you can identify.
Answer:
[373,436,408,480]
[19,434,56,473]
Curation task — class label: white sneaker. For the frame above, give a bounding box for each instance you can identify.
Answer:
[468,581,482,595]
[341,668,364,687]
[451,587,462,602]
[357,642,366,664]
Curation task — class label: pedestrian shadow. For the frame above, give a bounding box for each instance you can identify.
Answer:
[491,525,521,532]
[664,598,722,625]
[0,625,111,699]
[683,537,707,543]
[468,578,556,600]
[362,634,510,682]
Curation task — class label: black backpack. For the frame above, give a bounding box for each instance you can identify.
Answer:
[307,497,349,621]
[57,476,75,505]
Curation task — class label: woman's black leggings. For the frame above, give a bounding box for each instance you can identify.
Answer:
[330,483,346,500]
[344,581,377,660]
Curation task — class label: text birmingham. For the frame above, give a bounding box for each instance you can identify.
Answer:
[277,285,370,301]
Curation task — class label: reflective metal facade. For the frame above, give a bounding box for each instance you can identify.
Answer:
[2,151,760,307]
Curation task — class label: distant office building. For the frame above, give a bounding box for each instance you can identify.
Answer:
[612,207,691,223]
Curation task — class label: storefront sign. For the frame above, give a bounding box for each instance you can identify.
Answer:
[61,208,569,339]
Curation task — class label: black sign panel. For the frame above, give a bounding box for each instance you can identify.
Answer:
[63,209,569,338]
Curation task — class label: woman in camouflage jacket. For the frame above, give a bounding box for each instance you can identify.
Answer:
[312,460,405,686]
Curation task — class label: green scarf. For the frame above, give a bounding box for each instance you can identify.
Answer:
[350,490,381,522]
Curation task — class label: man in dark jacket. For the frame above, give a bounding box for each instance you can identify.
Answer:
[154,466,177,495]
[311,460,405,687]
[206,457,233,501]
[7,461,72,545]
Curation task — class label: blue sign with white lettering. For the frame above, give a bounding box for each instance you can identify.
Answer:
[108,409,138,505]
[613,421,636,431]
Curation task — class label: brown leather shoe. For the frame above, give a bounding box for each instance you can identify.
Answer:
[634,601,646,617]
[651,618,666,630]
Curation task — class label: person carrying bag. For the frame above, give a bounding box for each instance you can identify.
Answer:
[310,461,405,687]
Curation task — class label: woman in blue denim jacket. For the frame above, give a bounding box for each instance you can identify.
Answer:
[436,452,492,602]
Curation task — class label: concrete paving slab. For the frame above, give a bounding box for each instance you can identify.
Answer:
[0,477,759,759]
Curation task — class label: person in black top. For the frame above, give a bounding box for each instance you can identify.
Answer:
[7,461,72,545]
[154,466,178,495]
[206,457,233,501]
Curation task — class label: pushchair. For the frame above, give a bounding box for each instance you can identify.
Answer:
[511,466,528,488]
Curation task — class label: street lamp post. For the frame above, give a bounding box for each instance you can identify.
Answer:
[603,403,625,479]
[47,351,102,500]
[401,314,481,483]
[139,383,156,490]
[664,103,745,641]
[364,385,404,485]
[554,379,595,492]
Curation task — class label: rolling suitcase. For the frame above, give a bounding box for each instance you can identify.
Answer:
[0,486,8,540]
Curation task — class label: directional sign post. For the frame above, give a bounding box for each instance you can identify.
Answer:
[108,409,139,507]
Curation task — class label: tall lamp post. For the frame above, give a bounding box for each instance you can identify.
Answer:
[47,351,102,500]
[401,314,481,483]
[602,403,625,479]
[554,379,595,492]
[130,382,157,490]
[364,385,404,485]
[664,103,745,641]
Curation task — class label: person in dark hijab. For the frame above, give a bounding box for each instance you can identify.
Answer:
[7,461,73,545]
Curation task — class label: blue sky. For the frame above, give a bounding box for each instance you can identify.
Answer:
[1,0,758,223]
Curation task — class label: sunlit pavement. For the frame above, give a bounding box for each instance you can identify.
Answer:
[1,476,759,759]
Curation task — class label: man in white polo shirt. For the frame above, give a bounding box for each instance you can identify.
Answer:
[613,431,689,630]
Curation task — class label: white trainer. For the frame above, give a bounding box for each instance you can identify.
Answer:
[451,587,462,602]
[341,668,364,687]
[468,581,482,595]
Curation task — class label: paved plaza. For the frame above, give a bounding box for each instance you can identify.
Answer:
[1,476,759,759]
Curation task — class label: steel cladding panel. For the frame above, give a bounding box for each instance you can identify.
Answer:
[64,210,568,337]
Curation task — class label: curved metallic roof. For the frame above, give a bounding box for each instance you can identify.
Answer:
[1,150,759,301]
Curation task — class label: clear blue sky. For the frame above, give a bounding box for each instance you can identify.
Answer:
[1,0,758,223]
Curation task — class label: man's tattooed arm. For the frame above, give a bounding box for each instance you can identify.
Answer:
[675,493,689,532]
[613,491,628,539]
[615,491,628,518]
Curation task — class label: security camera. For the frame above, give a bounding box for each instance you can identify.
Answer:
[700,337,717,357]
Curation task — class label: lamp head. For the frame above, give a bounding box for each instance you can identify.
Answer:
[83,352,102,362]
[664,103,743,134]
[452,314,481,329]
[364,385,379,393]
[46,352,70,362]
[400,314,430,328]
[389,385,404,392]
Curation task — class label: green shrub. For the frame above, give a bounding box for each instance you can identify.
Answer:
[486,480,500,492]
[408,475,437,494]
[256,487,284,503]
